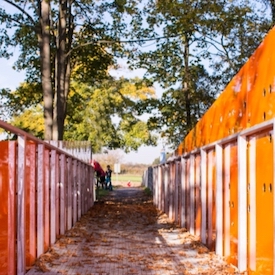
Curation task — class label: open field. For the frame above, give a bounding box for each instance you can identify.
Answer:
[112,173,142,187]
[115,174,142,182]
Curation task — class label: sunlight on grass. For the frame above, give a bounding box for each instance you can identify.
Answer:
[115,174,142,183]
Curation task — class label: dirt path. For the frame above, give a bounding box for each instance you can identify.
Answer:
[27,186,239,275]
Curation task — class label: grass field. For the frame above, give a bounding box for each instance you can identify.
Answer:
[113,173,142,183]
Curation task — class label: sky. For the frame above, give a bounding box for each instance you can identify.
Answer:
[0,2,176,165]
[109,61,168,164]
[0,0,168,165]
[0,54,169,165]
[123,143,166,164]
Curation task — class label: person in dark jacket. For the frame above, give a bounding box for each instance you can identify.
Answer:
[105,165,112,190]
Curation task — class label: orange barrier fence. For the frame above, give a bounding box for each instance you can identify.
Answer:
[147,26,275,275]
[0,120,94,275]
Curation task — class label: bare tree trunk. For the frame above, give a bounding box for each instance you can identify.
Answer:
[40,0,53,140]
[53,55,58,140]
[54,0,67,140]
[64,1,73,124]
[183,34,192,130]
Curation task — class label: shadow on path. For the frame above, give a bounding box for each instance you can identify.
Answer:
[26,186,239,275]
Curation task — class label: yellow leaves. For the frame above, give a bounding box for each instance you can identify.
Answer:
[11,106,44,133]
[102,237,108,242]
[119,80,156,100]
[34,249,60,272]
[197,246,209,254]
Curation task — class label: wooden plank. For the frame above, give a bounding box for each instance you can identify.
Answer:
[158,166,162,211]
[82,164,86,213]
[78,162,84,219]
[180,158,186,229]
[195,154,201,236]
[85,164,89,212]
[60,154,66,235]
[207,149,213,249]
[55,154,60,236]
[152,167,156,205]
[17,136,26,275]
[168,164,173,221]
[189,155,195,235]
[157,167,161,210]
[200,149,207,244]
[237,135,247,272]
[172,162,176,222]
[26,142,37,266]
[67,157,72,230]
[73,159,77,224]
[164,165,169,214]
[90,167,95,207]
[215,144,223,256]
[44,148,50,251]
[174,161,179,225]
[162,166,165,212]
[223,143,231,257]
[37,144,44,257]
[77,161,81,220]
[84,164,88,213]
[50,150,57,245]
[186,158,191,231]
[8,141,16,275]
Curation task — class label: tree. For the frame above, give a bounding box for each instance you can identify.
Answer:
[64,77,157,152]
[256,0,275,25]
[126,0,271,148]
[138,65,216,146]
[2,76,158,152]
[0,0,141,140]
[203,1,271,89]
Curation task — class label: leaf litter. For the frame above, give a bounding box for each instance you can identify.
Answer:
[27,186,241,275]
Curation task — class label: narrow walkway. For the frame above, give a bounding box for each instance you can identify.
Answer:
[26,186,238,275]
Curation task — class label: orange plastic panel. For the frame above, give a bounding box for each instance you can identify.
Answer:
[254,133,273,274]
[177,26,275,155]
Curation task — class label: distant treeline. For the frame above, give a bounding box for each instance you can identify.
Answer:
[119,163,151,175]
[92,151,155,175]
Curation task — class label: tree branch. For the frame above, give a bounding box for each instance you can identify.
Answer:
[3,0,36,25]
[67,34,182,57]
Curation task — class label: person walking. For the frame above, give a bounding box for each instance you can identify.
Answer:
[105,165,113,191]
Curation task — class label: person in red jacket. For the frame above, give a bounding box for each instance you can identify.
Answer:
[90,160,106,188]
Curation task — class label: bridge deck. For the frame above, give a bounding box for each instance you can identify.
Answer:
[26,186,237,275]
